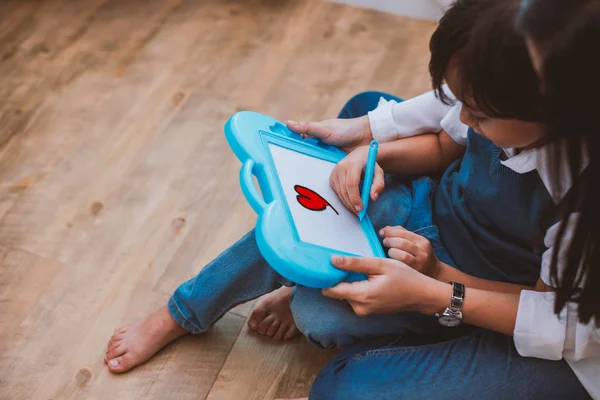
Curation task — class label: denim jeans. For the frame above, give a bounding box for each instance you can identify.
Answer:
[309,328,590,400]
[168,91,452,348]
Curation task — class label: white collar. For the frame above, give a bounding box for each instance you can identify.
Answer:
[499,141,587,204]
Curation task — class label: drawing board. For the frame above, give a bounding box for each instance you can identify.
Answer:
[224,111,385,288]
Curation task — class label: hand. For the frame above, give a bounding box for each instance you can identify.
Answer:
[330,146,385,214]
[286,116,373,153]
[380,226,442,279]
[322,255,449,316]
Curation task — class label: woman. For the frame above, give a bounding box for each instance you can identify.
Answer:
[281,1,600,399]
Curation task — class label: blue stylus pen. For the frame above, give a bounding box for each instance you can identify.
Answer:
[358,140,379,221]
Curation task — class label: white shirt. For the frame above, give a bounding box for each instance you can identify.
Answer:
[367,89,600,399]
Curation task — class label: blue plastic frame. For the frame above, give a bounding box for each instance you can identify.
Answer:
[224,111,385,288]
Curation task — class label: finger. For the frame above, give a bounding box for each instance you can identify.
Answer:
[331,169,349,211]
[345,168,363,213]
[286,120,329,140]
[322,281,369,300]
[331,255,385,274]
[388,248,417,265]
[380,226,424,243]
[371,164,385,201]
[382,237,419,256]
[340,170,356,213]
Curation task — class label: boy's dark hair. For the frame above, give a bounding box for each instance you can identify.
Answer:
[429,0,544,121]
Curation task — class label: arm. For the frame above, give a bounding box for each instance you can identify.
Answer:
[377,130,465,176]
[421,280,520,336]
[286,88,459,152]
[380,227,554,297]
[368,88,454,142]
[330,130,464,213]
[435,262,552,294]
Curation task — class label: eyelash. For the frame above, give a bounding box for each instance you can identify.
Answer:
[468,113,487,124]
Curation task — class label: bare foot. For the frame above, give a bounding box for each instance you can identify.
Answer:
[248,286,298,340]
[105,306,188,373]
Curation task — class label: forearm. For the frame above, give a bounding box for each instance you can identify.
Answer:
[422,280,519,336]
[435,262,536,294]
[377,133,460,175]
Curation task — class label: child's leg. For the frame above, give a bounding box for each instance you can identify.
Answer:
[168,230,293,333]
[106,229,293,373]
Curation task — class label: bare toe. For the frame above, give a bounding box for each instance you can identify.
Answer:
[106,345,126,364]
[274,324,288,340]
[106,339,122,354]
[283,326,298,340]
[107,353,136,374]
[258,315,275,335]
[248,309,267,331]
[266,320,281,337]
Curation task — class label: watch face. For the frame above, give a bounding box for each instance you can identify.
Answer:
[439,315,460,327]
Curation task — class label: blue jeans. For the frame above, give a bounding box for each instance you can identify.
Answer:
[168,91,451,348]
[310,328,589,400]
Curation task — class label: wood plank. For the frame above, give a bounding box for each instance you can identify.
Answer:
[207,329,337,400]
[0,245,64,365]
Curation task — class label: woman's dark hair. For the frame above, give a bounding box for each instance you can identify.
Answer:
[519,0,600,324]
[429,0,544,121]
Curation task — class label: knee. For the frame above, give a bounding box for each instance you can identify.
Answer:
[290,288,355,349]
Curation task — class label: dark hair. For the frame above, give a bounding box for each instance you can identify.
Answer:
[520,0,600,324]
[429,0,544,121]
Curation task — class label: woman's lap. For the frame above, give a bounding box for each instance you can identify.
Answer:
[309,328,590,400]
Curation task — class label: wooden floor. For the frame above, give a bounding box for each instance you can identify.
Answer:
[0,1,435,399]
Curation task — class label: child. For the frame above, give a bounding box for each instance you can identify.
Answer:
[105,2,591,398]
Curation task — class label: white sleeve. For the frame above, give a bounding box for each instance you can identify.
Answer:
[440,102,469,146]
[514,215,600,362]
[367,87,467,144]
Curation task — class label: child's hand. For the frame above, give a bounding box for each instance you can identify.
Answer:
[379,226,442,279]
[286,116,372,153]
[330,146,384,213]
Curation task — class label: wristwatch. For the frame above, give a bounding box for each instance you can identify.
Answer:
[436,282,465,327]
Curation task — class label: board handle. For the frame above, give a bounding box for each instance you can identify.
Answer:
[240,160,267,214]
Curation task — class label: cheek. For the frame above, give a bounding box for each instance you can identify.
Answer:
[480,122,546,148]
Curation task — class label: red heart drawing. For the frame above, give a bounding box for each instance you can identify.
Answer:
[294,185,339,215]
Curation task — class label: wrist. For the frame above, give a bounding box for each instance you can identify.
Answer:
[359,115,373,145]
[418,279,453,315]
[432,261,448,281]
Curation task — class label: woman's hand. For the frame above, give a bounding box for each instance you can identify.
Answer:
[330,146,385,214]
[322,255,449,316]
[380,226,442,279]
[286,116,373,153]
